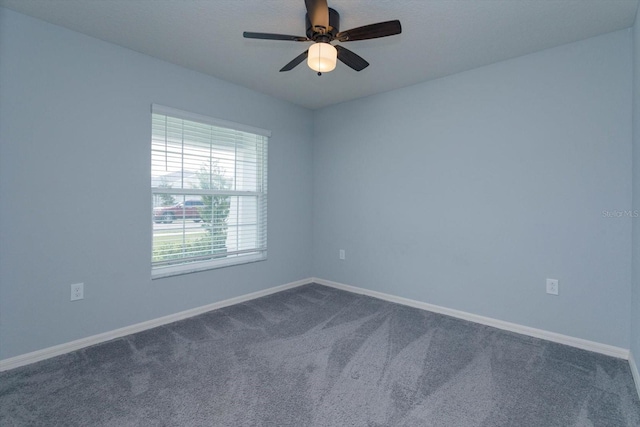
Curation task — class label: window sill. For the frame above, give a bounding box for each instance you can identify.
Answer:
[151,253,267,280]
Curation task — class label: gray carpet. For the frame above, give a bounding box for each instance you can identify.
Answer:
[1,283,639,426]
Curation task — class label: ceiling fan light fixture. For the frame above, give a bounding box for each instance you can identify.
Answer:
[243,1,401,73]
[307,42,337,73]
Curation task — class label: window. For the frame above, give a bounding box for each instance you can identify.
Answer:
[151,105,268,278]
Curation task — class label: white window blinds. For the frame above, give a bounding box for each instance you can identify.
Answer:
[151,105,268,277]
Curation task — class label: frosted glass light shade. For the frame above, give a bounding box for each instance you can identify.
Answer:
[307,42,337,73]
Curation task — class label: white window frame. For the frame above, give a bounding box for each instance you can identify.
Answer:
[151,105,269,279]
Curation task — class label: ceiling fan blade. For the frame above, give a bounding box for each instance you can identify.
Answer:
[336,45,369,71]
[305,0,329,32]
[336,20,402,42]
[280,50,309,72]
[243,32,309,42]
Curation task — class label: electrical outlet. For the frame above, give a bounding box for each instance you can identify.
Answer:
[339,249,345,260]
[546,278,559,295]
[70,283,84,301]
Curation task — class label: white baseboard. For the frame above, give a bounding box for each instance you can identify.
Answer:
[312,277,630,360]
[2,276,632,372]
[0,278,311,372]
[630,351,640,400]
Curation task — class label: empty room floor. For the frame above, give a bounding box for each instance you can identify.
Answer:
[1,284,639,426]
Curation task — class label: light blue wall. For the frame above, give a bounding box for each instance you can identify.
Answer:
[0,8,314,360]
[313,30,633,348]
[632,8,640,364]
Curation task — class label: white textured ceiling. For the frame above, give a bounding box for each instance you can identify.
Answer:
[1,0,638,109]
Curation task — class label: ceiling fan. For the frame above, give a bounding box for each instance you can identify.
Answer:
[243,0,402,75]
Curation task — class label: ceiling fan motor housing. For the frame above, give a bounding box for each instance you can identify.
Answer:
[306,7,340,41]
